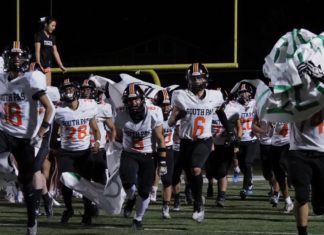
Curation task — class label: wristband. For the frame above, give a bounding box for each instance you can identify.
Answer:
[41,122,50,129]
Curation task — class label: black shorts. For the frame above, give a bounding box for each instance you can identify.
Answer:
[59,148,92,180]
[119,151,155,198]
[0,130,36,185]
[288,150,324,214]
[180,137,213,169]
[270,144,289,184]
[206,144,233,180]
[238,140,259,165]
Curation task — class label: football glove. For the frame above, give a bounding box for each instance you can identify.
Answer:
[224,132,240,148]
[30,135,42,149]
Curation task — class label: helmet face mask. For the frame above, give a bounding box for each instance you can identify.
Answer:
[62,86,77,102]
[122,83,144,105]
[122,83,145,122]
[186,63,209,94]
[2,48,31,74]
[237,83,254,105]
[60,79,79,102]
[161,104,172,119]
[80,79,96,99]
[126,97,144,113]
[187,76,208,94]
[81,87,94,99]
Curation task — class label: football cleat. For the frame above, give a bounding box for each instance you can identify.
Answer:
[173,199,181,211]
[60,209,74,224]
[270,195,279,208]
[44,197,54,218]
[132,219,143,230]
[232,170,240,183]
[283,202,294,214]
[216,196,225,208]
[81,214,92,225]
[26,220,37,235]
[192,208,205,223]
[247,185,253,195]
[240,190,247,200]
[162,205,171,219]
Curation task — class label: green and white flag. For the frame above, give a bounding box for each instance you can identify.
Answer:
[60,142,127,215]
[258,28,324,122]
[61,171,126,215]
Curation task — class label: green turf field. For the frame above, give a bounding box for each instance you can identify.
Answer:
[0,179,323,235]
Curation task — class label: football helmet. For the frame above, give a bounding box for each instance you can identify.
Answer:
[237,82,254,105]
[80,79,96,99]
[59,78,79,102]
[154,89,172,120]
[154,89,171,106]
[122,83,146,122]
[186,63,209,94]
[2,42,31,74]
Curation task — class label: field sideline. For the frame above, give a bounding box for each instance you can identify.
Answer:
[0,178,323,235]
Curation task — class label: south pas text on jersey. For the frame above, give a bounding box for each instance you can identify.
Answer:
[0,92,26,102]
[62,118,91,126]
[186,108,214,115]
[124,130,150,138]
[241,112,254,118]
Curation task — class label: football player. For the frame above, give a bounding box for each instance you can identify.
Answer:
[115,83,166,230]
[153,89,175,219]
[0,42,55,235]
[270,122,294,213]
[236,82,259,199]
[54,78,100,225]
[168,63,237,222]
[80,79,96,100]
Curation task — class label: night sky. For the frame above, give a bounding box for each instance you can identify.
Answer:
[1,0,324,89]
